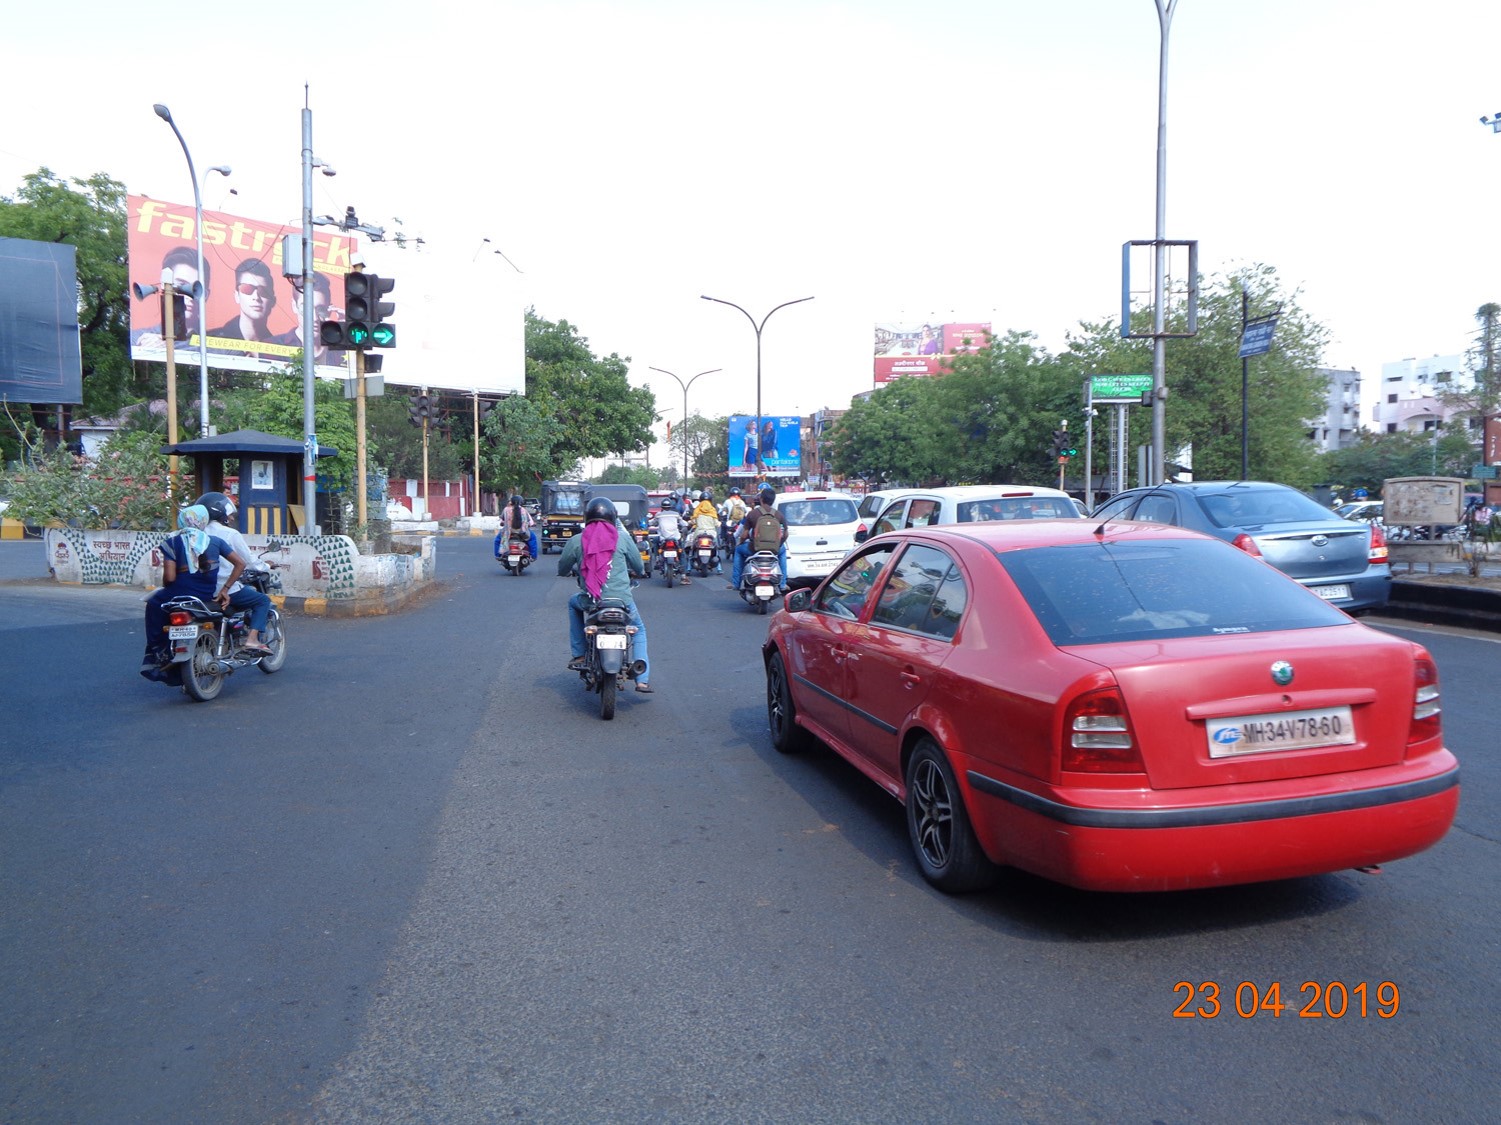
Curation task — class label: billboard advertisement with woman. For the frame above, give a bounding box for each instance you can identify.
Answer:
[727,414,801,477]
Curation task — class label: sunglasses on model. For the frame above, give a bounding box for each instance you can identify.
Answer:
[237,283,272,297]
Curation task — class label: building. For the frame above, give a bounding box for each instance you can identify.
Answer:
[1310,367,1362,453]
[1370,355,1467,435]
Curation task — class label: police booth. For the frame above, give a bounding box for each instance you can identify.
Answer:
[160,429,338,534]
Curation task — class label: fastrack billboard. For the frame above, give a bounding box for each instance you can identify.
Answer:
[873,321,990,384]
[727,414,801,477]
[128,195,358,376]
[127,195,526,395]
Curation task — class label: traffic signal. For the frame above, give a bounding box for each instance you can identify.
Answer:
[345,272,396,349]
[408,393,435,427]
[169,292,188,341]
[1051,429,1067,458]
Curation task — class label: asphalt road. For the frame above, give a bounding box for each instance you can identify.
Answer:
[1,536,1497,1124]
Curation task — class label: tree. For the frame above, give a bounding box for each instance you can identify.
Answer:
[1067,265,1329,487]
[828,376,950,485]
[596,463,660,487]
[668,414,724,485]
[479,394,566,495]
[1439,302,1501,433]
[212,366,361,493]
[525,311,656,464]
[0,168,137,439]
[365,391,466,482]
[1320,429,1477,495]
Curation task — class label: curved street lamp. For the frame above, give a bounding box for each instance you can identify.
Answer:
[648,366,721,485]
[700,295,813,476]
[154,104,229,438]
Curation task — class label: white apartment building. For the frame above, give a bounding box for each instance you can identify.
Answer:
[1310,367,1362,453]
[1369,354,1468,434]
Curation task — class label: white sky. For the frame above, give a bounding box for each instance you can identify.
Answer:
[4,0,1499,457]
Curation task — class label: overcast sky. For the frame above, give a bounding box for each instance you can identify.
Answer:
[4,0,1499,450]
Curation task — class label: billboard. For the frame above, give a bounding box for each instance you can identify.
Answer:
[728,414,801,477]
[0,238,83,404]
[873,320,990,385]
[127,195,526,396]
[128,195,358,376]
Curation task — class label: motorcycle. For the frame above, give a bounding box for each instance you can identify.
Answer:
[689,530,720,577]
[498,532,533,575]
[738,550,783,615]
[159,568,286,702]
[655,535,685,587]
[575,598,646,720]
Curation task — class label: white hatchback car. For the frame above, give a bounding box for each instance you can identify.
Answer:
[772,490,865,589]
[867,484,1084,537]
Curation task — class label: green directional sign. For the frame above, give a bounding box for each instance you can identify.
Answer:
[1090,373,1152,403]
[370,323,396,348]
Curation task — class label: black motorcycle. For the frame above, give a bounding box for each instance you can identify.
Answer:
[654,535,685,587]
[159,569,286,702]
[575,598,645,719]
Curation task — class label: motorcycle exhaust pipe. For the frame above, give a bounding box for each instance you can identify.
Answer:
[631,660,647,676]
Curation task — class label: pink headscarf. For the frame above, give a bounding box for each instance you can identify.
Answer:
[580,520,618,599]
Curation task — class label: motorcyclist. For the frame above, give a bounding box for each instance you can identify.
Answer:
[498,494,538,559]
[653,494,690,583]
[141,504,248,682]
[731,485,788,592]
[720,486,748,550]
[195,491,272,654]
[687,487,723,574]
[558,497,652,693]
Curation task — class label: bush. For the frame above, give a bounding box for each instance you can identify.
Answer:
[1,427,192,529]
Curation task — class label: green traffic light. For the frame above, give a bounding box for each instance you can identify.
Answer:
[370,324,396,347]
[347,323,371,346]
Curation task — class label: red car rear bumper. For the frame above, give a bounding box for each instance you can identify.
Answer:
[964,756,1459,892]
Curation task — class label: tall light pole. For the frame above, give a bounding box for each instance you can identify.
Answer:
[649,366,721,485]
[153,105,228,439]
[1149,0,1177,486]
[700,295,813,476]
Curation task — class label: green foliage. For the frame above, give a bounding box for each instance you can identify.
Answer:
[596,463,661,487]
[480,395,567,494]
[525,311,656,462]
[0,168,138,421]
[212,366,361,492]
[365,392,466,481]
[1319,428,1479,495]
[1,423,192,529]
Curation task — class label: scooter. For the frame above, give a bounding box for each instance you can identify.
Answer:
[576,598,646,720]
[689,530,720,577]
[159,569,287,702]
[738,551,783,615]
[655,535,685,587]
[498,532,533,575]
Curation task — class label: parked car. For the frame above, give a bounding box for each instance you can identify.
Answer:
[772,490,865,589]
[762,520,1457,894]
[1337,500,1384,524]
[857,488,923,523]
[867,484,1083,538]
[1089,481,1391,613]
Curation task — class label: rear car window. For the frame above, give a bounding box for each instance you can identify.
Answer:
[997,539,1351,645]
[780,498,859,526]
[956,497,1076,522]
[1199,488,1332,527]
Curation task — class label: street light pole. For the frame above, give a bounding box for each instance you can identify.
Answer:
[700,295,814,476]
[153,105,228,440]
[1149,0,1177,486]
[649,366,722,485]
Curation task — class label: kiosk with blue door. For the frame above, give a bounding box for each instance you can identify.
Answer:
[160,429,338,534]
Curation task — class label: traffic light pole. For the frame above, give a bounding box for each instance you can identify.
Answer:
[354,349,368,530]
[299,94,319,534]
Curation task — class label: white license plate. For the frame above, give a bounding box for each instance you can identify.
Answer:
[699,549,712,557]
[168,625,199,640]
[595,634,627,650]
[1206,706,1355,757]
[508,554,522,563]
[1313,584,1351,601]
[754,585,775,598]
[664,550,677,558]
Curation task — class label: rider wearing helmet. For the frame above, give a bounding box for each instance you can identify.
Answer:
[720,486,749,548]
[653,491,690,583]
[686,487,723,574]
[557,496,653,692]
[731,484,788,591]
[195,491,274,654]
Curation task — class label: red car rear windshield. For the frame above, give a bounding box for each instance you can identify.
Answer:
[997,539,1352,645]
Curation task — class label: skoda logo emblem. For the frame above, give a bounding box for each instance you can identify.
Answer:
[1311,535,1329,547]
[1271,661,1294,686]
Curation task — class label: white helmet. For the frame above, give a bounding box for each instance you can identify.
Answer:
[691,490,702,501]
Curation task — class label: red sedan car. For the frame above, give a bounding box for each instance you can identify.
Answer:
[762,521,1459,894]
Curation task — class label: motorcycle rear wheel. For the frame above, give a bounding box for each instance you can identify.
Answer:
[600,675,617,720]
[666,567,675,588]
[257,610,287,674]
[182,631,225,701]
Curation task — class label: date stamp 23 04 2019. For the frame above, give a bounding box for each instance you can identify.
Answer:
[1173,981,1401,1019]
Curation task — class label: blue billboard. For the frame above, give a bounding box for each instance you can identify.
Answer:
[728,414,801,477]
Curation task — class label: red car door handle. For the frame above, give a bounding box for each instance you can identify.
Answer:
[901,670,920,686]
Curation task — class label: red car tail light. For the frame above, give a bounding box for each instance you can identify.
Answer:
[1408,655,1442,746]
[167,610,193,627]
[1368,522,1389,563]
[1230,533,1263,558]
[1062,687,1145,773]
